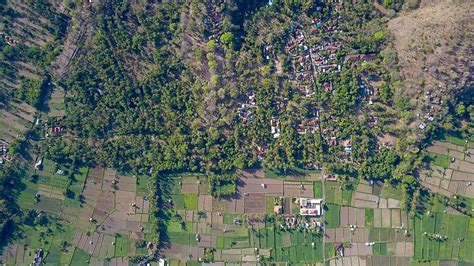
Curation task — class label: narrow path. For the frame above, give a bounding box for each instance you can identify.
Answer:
[321,166,326,264]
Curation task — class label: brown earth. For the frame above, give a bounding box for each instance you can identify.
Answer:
[388,0,473,96]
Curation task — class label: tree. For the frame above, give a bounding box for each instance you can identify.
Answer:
[220,32,235,50]
[383,0,393,8]
[379,82,392,103]
[8,140,21,156]
[456,103,466,117]
[207,40,217,52]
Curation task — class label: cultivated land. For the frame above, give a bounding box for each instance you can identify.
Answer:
[421,137,474,199]
[1,140,474,265]
[2,164,152,265]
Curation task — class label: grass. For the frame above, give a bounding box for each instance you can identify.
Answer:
[325,182,343,205]
[414,212,473,262]
[313,181,323,198]
[171,194,185,209]
[440,134,466,146]
[373,243,387,255]
[223,213,242,224]
[35,196,63,213]
[75,166,89,183]
[70,248,91,265]
[365,208,374,227]
[342,189,352,205]
[168,232,197,246]
[380,182,402,200]
[428,197,446,213]
[168,221,193,232]
[426,153,450,168]
[224,235,250,248]
[266,196,276,214]
[183,194,198,210]
[18,179,39,209]
[216,236,225,249]
[325,243,335,259]
[136,174,149,195]
[325,204,340,228]
[114,236,132,257]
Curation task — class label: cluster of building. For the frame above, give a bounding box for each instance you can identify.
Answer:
[418,85,447,131]
[297,197,324,216]
[345,53,377,68]
[3,34,18,45]
[33,248,43,265]
[202,1,224,42]
[311,42,342,75]
[261,42,275,62]
[236,91,256,124]
[0,140,12,165]
[287,25,314,88]
[40,117,64,138]
[267,196,325,231]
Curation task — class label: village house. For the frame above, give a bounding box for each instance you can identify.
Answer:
[328,136,337,147]
[4,35,18,45]
[324,174,338,181]
[345,53,377,68]
[323,82,333,92]
[0,140,12,163]
[274,204,283,214]
[237,103,255,124]
[270,117,281,138]
[257,146,266,161]
[342,139,352,152]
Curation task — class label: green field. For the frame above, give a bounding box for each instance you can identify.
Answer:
[325,182,343,205]
[70,248,91,265]
[439,134,467,147]
[414,213,474,262]
[426,153,450,169]
[380,183,402,200]
[325,204,340,228]
[373,243,387,255]
[183,194,198,210]
[365,208,374,227]
[313,181,323,198]
[266,196,276,214]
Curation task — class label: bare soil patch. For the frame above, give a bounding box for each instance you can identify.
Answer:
[388,0,473,96]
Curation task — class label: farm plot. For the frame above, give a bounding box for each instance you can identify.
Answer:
[421,139,474,198]
[47,88,66,117]
[325,181,352,205]
[413,213,474,262]
[5,166,152,265]
[159,175,325,264]
[0,109,32,142]
[352,188,401,209]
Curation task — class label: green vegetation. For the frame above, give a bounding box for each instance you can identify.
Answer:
[313,181,323,198]
[413,213,474,262]
[365,208,374,227]
[208,174,237,198]
[325,204,340,228]
[425,153,450,169]
[0,0,473,265]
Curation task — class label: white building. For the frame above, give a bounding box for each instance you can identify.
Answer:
[299,198,323,216]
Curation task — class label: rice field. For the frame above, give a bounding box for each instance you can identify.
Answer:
[413,213,474,262]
